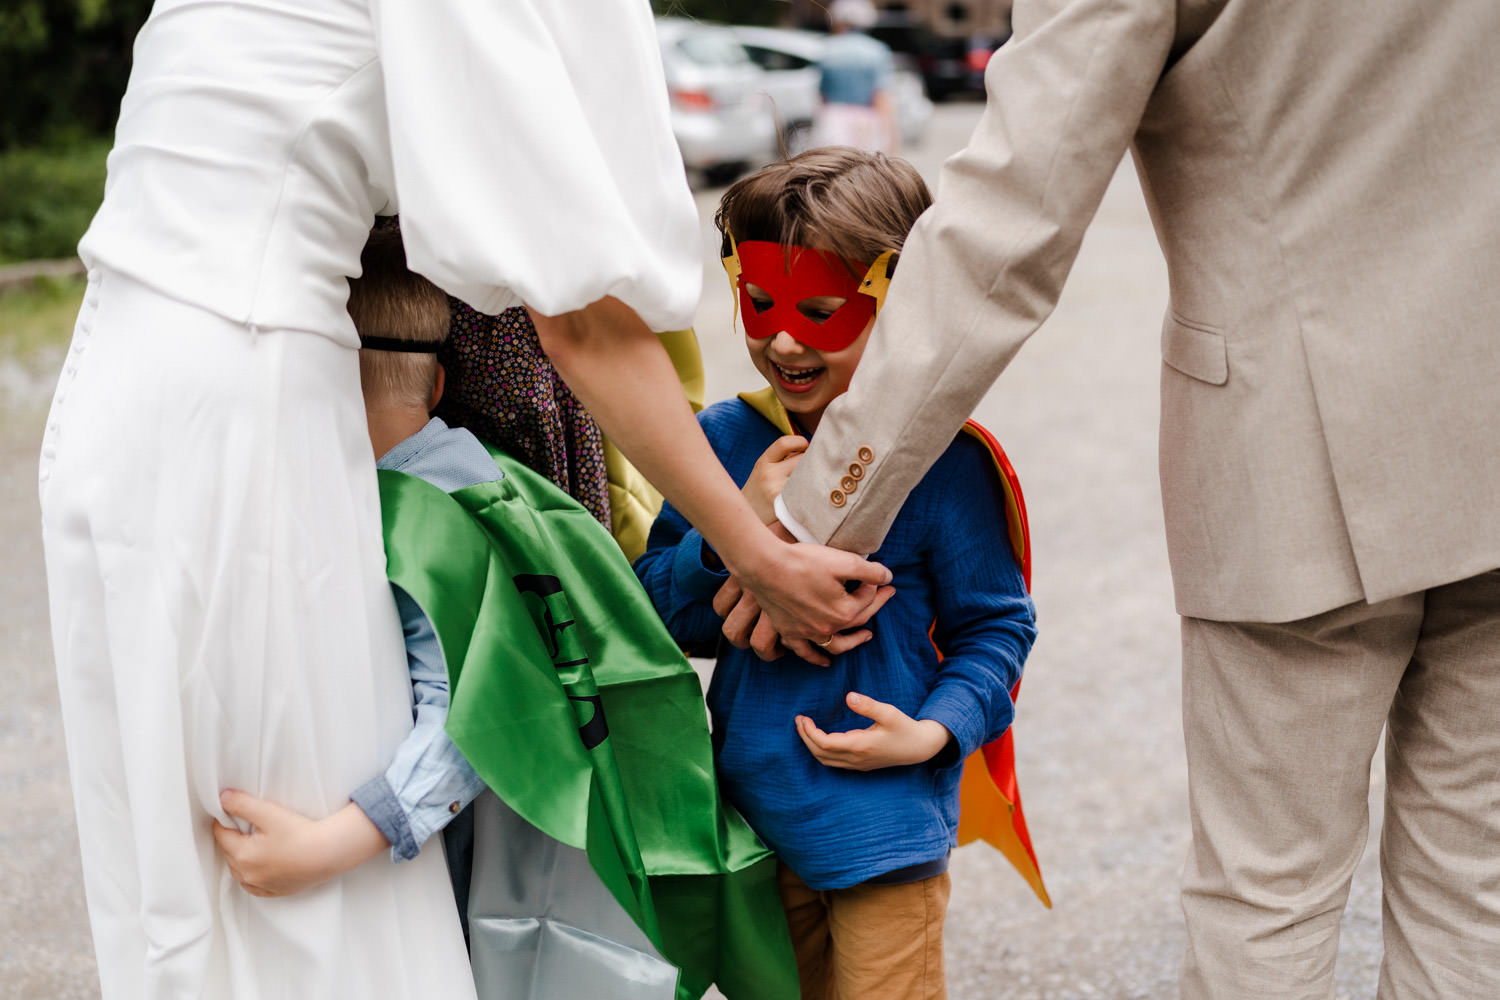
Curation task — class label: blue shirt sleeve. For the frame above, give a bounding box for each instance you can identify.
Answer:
[632,494,730,657]
[350,584,489,862]
[632,408,749,655]
[911,438,1037,760]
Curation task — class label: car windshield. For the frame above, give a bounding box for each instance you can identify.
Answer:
[676,32,750,67]
[743,46,814,72]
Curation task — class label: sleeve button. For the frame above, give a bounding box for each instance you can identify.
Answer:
[857,446,875,463]
[830,490,846,507]
[449,801,462,814]
[848,463,864,480]
[840,476,858,492]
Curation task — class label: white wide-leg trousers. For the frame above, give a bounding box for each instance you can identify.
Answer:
[39,271,475,1000]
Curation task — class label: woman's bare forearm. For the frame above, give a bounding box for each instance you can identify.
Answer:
[529,297,891,639]
[529,297,773,577]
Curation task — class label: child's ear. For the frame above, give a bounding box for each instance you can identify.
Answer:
[428,362,446,413]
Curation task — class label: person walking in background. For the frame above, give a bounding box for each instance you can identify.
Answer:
[745,1,1500,996]
[814,0,899,153]
[37,1,883,997]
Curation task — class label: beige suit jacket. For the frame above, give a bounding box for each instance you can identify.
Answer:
[783,0,1500,623]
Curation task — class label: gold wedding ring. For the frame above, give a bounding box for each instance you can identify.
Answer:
[816,637,835,649]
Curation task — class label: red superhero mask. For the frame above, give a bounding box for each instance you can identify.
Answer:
[723,239,893,352]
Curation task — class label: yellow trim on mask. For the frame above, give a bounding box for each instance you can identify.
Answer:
[858,250,895,313]
[721,231,743,329]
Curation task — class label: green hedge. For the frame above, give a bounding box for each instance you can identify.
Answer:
[0,275,88,363]
[0,140,109,264]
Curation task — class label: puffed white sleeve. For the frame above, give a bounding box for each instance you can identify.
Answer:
[370,0,702,332]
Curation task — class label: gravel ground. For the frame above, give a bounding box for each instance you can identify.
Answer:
[2,103,1387,999]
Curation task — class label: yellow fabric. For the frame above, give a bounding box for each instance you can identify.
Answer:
[606,328,705,563]
[737,386,795,435]
[858,251,895,313]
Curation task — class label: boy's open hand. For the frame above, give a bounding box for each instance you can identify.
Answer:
[213,791,389,898]
[795,692,953,771]
[742,435,808,523]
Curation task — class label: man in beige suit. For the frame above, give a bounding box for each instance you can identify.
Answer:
[757,0,1500,995]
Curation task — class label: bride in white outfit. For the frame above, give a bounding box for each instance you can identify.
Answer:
[38,2,889,998]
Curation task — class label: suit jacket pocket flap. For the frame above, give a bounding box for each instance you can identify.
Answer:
[1161,313,1228,385]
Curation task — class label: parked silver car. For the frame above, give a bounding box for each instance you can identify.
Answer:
[730,24,933,152]
[656,18,780,184]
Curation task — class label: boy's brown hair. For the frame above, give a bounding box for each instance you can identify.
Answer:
[348,227,451,410]
[714,146,933,272]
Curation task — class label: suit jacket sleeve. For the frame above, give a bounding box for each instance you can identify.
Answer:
[781,0,1175,551]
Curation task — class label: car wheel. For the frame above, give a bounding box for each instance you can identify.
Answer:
[704,161,749,186]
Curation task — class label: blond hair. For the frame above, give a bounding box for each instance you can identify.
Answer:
[348,228,451,410]
[714,146,932,274]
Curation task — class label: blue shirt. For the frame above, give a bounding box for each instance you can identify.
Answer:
[350,417,496,861]
[634,399,1036,889]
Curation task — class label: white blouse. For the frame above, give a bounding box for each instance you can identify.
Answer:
[80,0,702,346]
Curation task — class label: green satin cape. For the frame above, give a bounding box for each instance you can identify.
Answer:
[378,445,796,1000]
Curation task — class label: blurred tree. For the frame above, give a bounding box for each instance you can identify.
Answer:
[651,0,789,27]
[0,0,154,150]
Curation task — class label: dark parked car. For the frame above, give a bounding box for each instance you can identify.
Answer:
[869,9,1009,101]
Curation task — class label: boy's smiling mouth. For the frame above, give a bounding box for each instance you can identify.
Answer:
[770,360,825,391]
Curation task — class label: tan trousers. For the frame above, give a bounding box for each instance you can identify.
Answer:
[777,863,950,1000]
[1180,569,1500,1000]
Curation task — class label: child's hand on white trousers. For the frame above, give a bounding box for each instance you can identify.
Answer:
[213,791,390,897]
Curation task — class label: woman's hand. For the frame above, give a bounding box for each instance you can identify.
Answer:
[795,692,952,771]
[731,530,893,645]
[742,435,807,523]
[714,571,892,666]
[212,792,390,898]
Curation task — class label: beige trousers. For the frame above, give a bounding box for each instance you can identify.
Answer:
[1180,569,1500,999]
[777,863,950,1000]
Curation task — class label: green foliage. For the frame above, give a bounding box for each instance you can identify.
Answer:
[0,141,109,264]
[0,5,48,50]
[652,0,789,27]
[0,0,155,150]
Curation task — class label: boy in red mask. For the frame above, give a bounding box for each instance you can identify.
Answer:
[634,148,1038,1000]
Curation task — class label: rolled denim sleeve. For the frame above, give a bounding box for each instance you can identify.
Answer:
[351,585,488,862]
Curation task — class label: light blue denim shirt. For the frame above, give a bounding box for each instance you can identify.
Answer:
[818,31,894,107]
[350,417,498,862]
